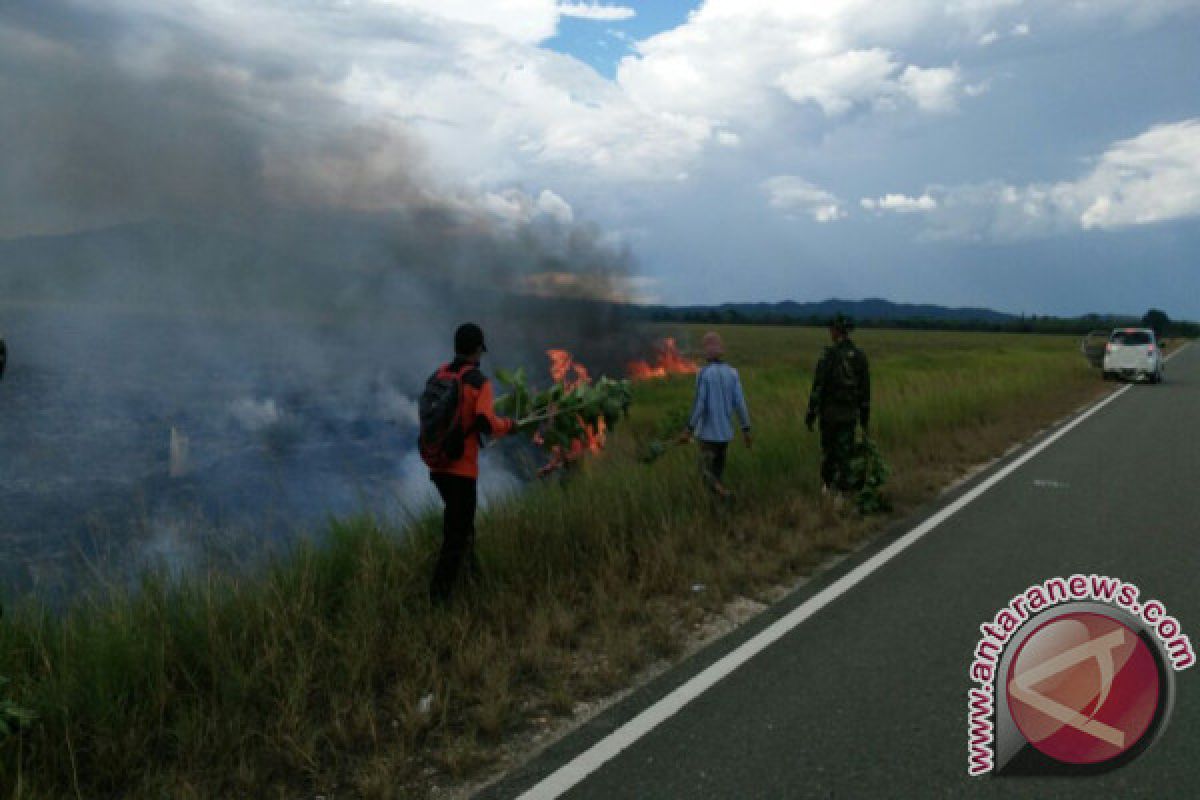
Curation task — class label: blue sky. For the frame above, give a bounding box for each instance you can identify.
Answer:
[3,1,1199,318]
[546,2,693,78]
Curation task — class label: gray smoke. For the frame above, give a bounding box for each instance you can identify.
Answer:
[0,2,637,598]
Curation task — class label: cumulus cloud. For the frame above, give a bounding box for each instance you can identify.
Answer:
[861,193,937,213]
[2,0,1196,233]
[557,3,636,21]
[619,8,968,121]
[894,119,1200,241]
[762,177,846,222]
[899,65,961,112]
[478,187,575,226]
[536,188,576,224]
[777,49,918,117]
[610,0,1193,134]
[1075,119,1200,229]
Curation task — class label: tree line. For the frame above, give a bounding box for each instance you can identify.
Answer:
[631,307,1198,338]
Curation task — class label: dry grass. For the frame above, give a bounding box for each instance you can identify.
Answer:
[0,326,1113,798]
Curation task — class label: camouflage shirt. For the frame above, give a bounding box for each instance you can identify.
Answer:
[807,338,870,423]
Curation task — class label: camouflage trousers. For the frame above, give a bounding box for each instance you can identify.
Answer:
[819,419,859,492]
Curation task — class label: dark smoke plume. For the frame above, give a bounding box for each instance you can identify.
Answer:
[0,1,639,598]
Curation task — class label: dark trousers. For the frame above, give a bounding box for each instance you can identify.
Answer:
[430,473,479,604]
[819,419,858,491]
[698,440,729,491]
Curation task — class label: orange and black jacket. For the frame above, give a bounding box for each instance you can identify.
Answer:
[433,357,515,480]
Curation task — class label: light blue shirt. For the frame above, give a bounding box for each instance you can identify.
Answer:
[687,360,750,443]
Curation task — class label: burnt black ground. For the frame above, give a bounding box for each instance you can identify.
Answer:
[483,344,1200,799]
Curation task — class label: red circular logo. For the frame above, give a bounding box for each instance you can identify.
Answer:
[1006,612,1160,765]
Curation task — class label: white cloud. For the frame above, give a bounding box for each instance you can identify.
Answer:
[862,193,937,213]
[898,65,961,113]
[18,0,1200,207]
[536,188,575,224]
[379,0,560,43]
[557,3,636,21]
[1075,118,1200,229]
[612,0,1194,131]
[763,176,846,222]
[618,6,973,122]
[899,119,1200,240]
[479,187,576,226]
[776,49,907,116]
[978,30,1000,46]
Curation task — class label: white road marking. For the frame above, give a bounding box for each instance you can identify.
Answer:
[518,345,1190,800]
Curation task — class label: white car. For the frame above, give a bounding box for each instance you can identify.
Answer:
[1102,328,1163,383]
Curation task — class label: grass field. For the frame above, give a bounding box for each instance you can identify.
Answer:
[0,326,1110,798]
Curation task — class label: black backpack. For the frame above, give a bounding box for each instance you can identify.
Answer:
[418,363,471,469]
[829,345,862,400]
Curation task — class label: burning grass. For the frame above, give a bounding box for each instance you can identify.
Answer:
[626,337,698,381]
[0,326,1112,798]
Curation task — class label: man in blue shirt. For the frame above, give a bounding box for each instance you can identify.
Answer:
[680,332,752,497]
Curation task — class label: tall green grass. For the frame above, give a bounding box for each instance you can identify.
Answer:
[0,327,1106,797]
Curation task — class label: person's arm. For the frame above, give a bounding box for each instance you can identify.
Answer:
[473,377,515,438]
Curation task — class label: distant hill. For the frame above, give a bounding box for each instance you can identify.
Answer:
[653,297,1016,323]
[630,299,1200,336]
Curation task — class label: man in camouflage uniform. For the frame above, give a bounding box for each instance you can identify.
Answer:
[805,313,870,495]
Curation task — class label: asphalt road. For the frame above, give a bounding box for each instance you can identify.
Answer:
[483,344,1200,799]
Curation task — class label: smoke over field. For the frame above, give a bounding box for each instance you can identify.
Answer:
[0,2,640,597]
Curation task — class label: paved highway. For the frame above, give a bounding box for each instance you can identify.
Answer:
[483,344,1199,799]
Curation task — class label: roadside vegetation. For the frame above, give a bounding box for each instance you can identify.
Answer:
[0,327,1116,798]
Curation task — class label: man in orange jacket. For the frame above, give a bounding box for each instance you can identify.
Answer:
[425,323,515,604]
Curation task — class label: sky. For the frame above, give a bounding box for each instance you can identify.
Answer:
[2,1,1199,318]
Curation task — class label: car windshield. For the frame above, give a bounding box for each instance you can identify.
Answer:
[1111,331,1152,346]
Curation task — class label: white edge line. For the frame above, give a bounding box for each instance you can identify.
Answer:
[519,344,1189,800]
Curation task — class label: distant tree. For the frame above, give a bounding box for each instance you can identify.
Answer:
[1141,309,1170,337]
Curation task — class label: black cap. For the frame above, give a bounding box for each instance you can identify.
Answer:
[829,312,854,333]
[454,322,487,355]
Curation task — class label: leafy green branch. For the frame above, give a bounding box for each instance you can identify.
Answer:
[638,408,692,464]
[494,367,633,453]
[850,436,891,514]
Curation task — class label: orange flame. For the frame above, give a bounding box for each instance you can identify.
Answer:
[547,348,591,388]
[538,349,606,476]
[626,337,699,381]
